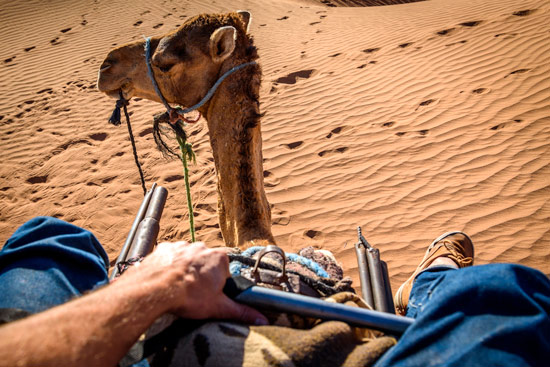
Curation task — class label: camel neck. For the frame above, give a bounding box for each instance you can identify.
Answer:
[202,61,275,247]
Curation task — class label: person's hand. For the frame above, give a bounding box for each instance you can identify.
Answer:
[123,241,268,325]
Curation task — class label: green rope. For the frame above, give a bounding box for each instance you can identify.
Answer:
[175,129,196,243]
[151,112,197,243]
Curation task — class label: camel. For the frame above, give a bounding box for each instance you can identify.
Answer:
[97,11,275,249]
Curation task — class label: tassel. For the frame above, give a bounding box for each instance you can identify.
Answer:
[108,92,129,125]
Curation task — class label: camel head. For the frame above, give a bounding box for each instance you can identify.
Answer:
[97,11,275,249]
[97,11,254,110]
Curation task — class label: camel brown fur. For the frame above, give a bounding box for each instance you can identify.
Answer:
[97,11,275,248]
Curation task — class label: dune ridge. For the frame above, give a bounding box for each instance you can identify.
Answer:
[1,0,548,292]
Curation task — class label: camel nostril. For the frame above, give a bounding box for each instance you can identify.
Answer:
[100,62,112,72]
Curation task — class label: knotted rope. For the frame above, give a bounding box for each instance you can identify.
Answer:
[108,91,147,195]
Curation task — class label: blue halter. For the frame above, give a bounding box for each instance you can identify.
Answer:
[144,36,257,119]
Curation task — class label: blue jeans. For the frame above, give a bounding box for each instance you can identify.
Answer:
[0,216,109,314]
[2,218,549,366]
[375,265,550,367]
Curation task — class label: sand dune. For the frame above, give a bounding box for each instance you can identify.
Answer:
[1,0,548,293]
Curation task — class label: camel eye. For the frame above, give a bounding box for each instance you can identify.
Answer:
[158,63,174,73]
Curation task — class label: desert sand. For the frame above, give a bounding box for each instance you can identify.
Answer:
[1,0,548,293]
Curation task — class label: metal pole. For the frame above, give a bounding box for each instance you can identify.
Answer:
[355,242,375,309]
[366,247,392,313]
[110,183,157,279]
[381,260,396,314]
[235,285,414,335]
[126,186,168,259]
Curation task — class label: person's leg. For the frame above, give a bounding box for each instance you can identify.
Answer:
[376,230,550,367]
[394,231,474,315]
[377,264,550,367]
[0,216,110,314]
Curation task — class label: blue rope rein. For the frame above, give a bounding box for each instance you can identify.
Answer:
[144,37,257,118]
[229,246,331,279]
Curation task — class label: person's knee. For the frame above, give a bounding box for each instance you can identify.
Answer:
[2,216,109,274]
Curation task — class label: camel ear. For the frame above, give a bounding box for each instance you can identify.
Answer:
[209,26,236,63]
[237,10,252,33]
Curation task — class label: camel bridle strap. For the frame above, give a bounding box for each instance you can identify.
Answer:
[144,36,257,124]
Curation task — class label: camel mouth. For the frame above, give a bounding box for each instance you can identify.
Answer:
[99,82,133,100]
[102,89,121,99]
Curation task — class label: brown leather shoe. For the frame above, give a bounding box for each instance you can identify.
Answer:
[394,231,474,315]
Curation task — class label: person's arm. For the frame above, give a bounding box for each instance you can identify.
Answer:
[0,241,267,367]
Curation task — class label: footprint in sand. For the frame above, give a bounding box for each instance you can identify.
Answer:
[513,9,535,17]
[89,132,108,141]
[195,203,217,214]
[436,28,455,36]
[318,147,348,157]
[24,46,36,52]
[284,141,303,149]
[321,0,337,7]
[326,126,344,139]
[399,42,413,48]
[263,170,280,188]
[37,88,53,95]
[490,123,506,131]
[395,130,429,137]
[274,69,315,85]
[305,229,322,239]
[490,119,523,131]
[139,127,153,137]
[60,27,72,33]
[472,88,490,94]
[277,16,289,21]
[415,98,437,111]
[504,69,530,78]
[459,21,482,27]
[165,174,184,183]
[27,175,48,184]
[362,47,380,54]
[272,208,290,226]
[133,20,143,26]
[446,40,467,47]
[494,33,517,39]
